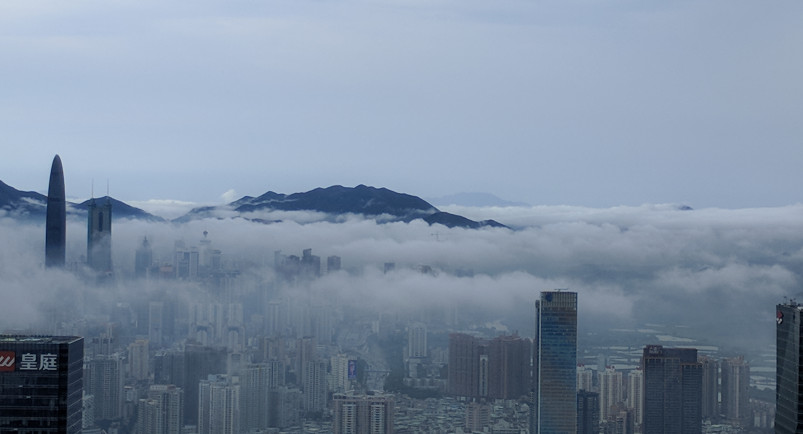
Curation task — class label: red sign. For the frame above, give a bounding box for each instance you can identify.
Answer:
[0,351,15,372]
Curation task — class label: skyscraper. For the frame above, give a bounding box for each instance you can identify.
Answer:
[135,236,153,278]
[88,353,124,421]
[136,384,183,434]
[0,335,84,433]
[448,333,487,398]
[599,366,624,422]
[198,374,239,434]
[721,356,749,424]
[87,196,112,272]
[45,155,66,267]
[699,356,718,421]
[626,368,644,430]
[487,334,531,400]
[777,301,803,433]
[577,390,600,434]
[642,345,702,434]
[533,290,577,434]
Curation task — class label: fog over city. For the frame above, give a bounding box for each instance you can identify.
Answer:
[0,0,800,431]
[3,199,799,354]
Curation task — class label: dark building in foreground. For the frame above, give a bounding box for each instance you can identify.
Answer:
[45,155,66,268]
[0,335,84,433]
[577,390,600,434]
[642,345,702,434]
[533,290,577,434]
[776,301,803,433]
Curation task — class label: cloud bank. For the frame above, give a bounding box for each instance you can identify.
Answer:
[2,203,800,353]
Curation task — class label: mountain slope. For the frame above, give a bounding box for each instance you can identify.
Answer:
[178,185,508,229]
[0,180,163,222]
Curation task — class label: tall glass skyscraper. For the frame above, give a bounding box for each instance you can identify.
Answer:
[532,290,577,434]
[776,301,803,433]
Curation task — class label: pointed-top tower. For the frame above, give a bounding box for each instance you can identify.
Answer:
[45,155,66,267]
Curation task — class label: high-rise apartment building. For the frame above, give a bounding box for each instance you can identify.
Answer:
[533,290,577,434]
[302,360,328,413]
[642,345,702,434]
[330,354,352,393]
[626,368,643,431]
[0,335,84,433]
[721,356,749,424]
[333,392,394,434]
[198,374,240,434]
[448,333,486,398]
[599,366,624,422]
[699,356,718,420]
[487,334,531,400]
[136,384,183,434]
[777,301,803,433]
[407,322,427,359]
[577,364,593,392]
[128,338,149,381]
[242,362,283,432]
[88,353,124,421]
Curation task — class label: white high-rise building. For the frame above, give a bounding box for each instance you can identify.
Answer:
[577,364,594,392]
[599,366,623,422]
[721,356,750,423]
[198,375,240,434]
[330,354,352,393]
[627,369,644,431]
[303,360,328,413]
[407,322,427,359]
[137,384,183,434]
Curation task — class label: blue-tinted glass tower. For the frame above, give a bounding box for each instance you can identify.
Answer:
[776,301,803,433]
[532,290,577,434]
[45,155,66,267]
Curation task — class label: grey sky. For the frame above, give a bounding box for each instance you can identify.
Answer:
[1,0,801,207]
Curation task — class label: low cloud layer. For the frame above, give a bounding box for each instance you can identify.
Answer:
[2,203,800,353]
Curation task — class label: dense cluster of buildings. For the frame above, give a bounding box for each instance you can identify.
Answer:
[0,155,793,433]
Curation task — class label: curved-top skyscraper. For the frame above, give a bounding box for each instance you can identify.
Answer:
[45,155,66,267]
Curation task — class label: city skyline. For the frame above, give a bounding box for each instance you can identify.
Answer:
[1,1,801,208]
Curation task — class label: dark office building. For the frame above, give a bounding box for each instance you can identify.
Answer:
[642,345,702,434]
[448,333,487,398]
[0,335,84,433]
[533,291,577,434]
[577,390,600,434]
[776,301,803,433]
[87,196,112,273]
[487,334,531,400]
[45,155,66,268]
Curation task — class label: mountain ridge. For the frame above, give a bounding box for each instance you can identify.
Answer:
[0,179,508,229]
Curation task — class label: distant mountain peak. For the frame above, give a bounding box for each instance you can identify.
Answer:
[177,185,508,229]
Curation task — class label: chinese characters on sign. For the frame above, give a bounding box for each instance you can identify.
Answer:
[18,353,57,371]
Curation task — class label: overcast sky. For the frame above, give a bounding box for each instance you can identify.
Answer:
[1,0,801,207]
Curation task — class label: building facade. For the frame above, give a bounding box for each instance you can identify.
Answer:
[776,301,803,433]
[0,335,83,433]
[533,290,578,434]
[333,392,394,434]
[87,197,112,273]
[642,345,702,434]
